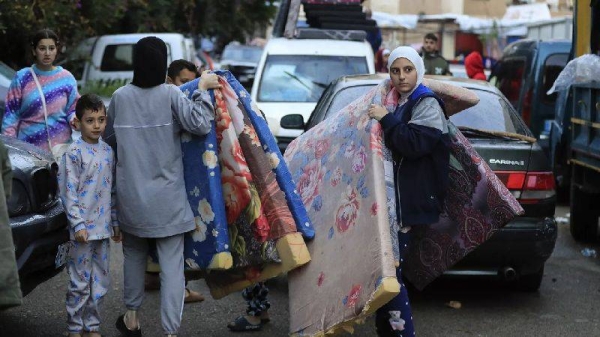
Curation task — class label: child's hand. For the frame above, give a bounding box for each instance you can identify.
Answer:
[368,104,388,121]
[111,227,122,243]
[74,229,88,243]
[198,71,222,91]
[70,116,79,131]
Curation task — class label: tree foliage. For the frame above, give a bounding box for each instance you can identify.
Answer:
[0,0,277,68]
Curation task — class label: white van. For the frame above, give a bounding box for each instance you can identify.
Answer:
[250,32,374,151]
[64,33,195,91]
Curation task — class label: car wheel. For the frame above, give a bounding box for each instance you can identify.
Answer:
[569,175,599,242]
[515,266,544,292]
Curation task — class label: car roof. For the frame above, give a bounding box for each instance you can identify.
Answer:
[502,38,571,57]
[332,73,500,94]
[264,37,372,57]
[97,33,185,44]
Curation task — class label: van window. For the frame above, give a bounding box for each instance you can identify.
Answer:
[222,45,263,63]
[541,53,569,104]
[100,43,172,71]
[257,55,369,103]
[491,58,526,109]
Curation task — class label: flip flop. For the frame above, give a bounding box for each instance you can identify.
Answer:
[184,288,206,303]
[116,314,142,337]
[227,316,262,332]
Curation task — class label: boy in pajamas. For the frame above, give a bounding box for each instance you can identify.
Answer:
[58,93,120,337]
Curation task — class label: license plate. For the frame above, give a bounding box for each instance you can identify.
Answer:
[55,242,70,268]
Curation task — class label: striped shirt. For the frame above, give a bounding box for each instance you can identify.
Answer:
[2,65,79,151]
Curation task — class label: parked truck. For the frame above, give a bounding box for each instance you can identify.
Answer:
[559,1,600,242]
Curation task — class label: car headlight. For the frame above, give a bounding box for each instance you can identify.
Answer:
[7,179,31,217]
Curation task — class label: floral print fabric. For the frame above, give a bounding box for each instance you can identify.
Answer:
[285,84,400,336]
[178,71,313,296]
[284,78,523,335]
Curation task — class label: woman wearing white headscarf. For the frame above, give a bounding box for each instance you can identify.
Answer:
[368,47,450,337]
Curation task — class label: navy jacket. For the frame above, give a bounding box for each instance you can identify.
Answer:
[379,84,450,226]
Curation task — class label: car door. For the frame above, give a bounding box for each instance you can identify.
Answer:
[533,52,570,150]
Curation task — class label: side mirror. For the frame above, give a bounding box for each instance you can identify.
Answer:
[280,114,305,130]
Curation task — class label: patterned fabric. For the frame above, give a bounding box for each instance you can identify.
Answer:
[178,71,313,298]
[57,138,117,241]
[243,282,271,317]
[2,65,78,150]
[421,78,480,116]
[284,79,523,335]
[66,239,110,333]
[402,120,524,290]
[285,84,400,337]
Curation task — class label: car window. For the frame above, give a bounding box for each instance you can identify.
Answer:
[222,46,263,63]
[257,55,369,103]
[490,58,526,108]
[318,84,532,137]
[325,85,373,121]
[449,89,532,136]
[101,43,172,71]
[540,53,569,104]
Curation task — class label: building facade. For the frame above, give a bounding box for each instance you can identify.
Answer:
[366,0,572,17]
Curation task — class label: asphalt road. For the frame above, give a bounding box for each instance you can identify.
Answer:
[1,205,599,337]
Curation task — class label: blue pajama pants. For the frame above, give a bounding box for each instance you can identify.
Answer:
[66,239,110,334]
[243,282,270,317]
[375,229,415,337]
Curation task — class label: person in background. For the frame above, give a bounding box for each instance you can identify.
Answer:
[368,46,451,337]
[167,59,199,86]
[144,58,206,305]
[376,48,392,73]
[2,28,79,151]
[105,36,220,337]
[0,138,21,310]
[464,51,487,81]
[58,93,120,337]
[420,33,452,76]
[364,8,382,55]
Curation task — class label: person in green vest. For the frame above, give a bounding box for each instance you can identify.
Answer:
[0,138,22,309]
[420,33,452,76]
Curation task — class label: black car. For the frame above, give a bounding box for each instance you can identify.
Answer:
[219,43,263,90]
[3,135,68,297]
[489,39,570,152]
[281,74,557,291]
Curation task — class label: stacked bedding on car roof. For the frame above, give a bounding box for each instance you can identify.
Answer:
[302,0,379,32]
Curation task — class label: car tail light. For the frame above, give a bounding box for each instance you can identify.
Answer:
[494,171,556,203]
[521,89,533,126]
[520,172,556,203]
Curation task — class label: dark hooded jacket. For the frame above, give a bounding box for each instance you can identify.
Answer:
[379,84,450,226]
[131,37,168,88]
[465,51,487,81]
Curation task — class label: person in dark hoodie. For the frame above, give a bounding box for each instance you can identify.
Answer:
[105,36,221,337]
[368,46,450,337]
[464,51,487,81]
[420,33,452,76]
